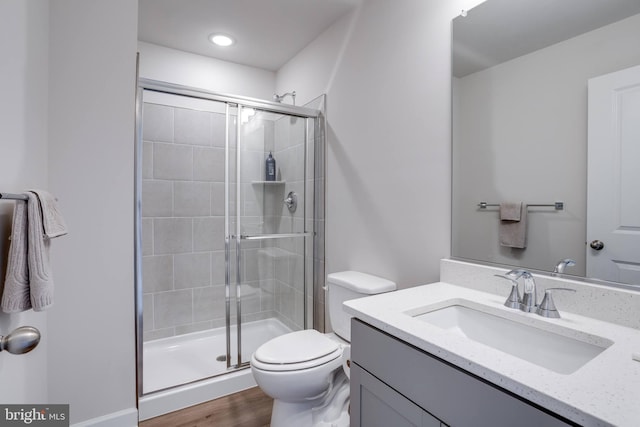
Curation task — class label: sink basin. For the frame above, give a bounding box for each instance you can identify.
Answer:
[411,303,612,374]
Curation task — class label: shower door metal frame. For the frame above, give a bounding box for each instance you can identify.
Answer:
[233,105,243,368]
[135,78,321,397]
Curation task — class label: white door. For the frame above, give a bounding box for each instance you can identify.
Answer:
[587,65,640,285]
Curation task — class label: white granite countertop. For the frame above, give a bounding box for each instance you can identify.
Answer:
[344,282,640,427]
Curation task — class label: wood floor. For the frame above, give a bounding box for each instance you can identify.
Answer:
[139,387,273,427]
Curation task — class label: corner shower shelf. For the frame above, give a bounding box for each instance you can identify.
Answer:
[251,181,285,185]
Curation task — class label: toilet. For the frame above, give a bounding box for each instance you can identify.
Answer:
[250,271,396,427]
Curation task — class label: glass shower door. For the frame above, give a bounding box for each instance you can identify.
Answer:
[228,105,313,366]
[139,91,237,393]
[137,83,322,396]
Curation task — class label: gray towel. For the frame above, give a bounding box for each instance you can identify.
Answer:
[1,199,30,311]
[30,189,68,238]
[1,191,67,312]
[499,202,527,248]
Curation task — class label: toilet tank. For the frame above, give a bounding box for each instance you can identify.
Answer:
[326,271,396,342]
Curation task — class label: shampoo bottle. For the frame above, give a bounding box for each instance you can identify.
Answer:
[265,152,276,181]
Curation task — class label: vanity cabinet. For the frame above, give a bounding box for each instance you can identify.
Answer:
[350,319,577,427]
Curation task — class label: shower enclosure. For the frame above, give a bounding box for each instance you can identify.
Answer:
[134,79,325,417]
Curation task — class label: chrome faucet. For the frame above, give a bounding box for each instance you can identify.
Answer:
[497,269,576,318]
[505,269,537,313]
[552,258,576,276]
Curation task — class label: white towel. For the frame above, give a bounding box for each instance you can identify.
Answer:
[1,191,67,312]
[499,202,527,249]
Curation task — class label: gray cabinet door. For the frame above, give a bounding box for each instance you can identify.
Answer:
[351,362,441,427]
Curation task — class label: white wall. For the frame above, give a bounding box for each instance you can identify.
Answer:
[453,13,640,275]
[276,0,482,289]
[0,0,49,404]
[138,41,276,100]
[47,0,138,424]
[277,0,487,289]
[275,9,359,107]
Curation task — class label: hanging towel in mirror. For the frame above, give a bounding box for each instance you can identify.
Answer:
[499,202,527,248]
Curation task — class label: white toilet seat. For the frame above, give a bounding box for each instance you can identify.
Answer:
[251,349,342,372]
[252,330,344,372]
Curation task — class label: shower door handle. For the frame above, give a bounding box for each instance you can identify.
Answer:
[239,232,312,240]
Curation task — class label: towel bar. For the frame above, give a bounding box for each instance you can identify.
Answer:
[478,201,564,211]
[0,192,28,201]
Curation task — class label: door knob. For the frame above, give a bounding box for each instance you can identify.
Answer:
[590,240,604,251]
[0,326,40,355]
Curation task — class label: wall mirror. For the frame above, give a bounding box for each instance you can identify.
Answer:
[451,0,640,288]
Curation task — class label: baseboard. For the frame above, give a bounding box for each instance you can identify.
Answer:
[71,408,138,427]
[139,369,257,420]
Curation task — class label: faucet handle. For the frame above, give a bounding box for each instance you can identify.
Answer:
[505,269,532,279]
[536,287,576,318]
[494,274,521,309]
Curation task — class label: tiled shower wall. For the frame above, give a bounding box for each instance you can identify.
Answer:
[141,102,231,341]
[141,100,323,341]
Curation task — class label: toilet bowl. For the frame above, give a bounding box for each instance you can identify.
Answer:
[250,271,396,427]
[251,330,344,402]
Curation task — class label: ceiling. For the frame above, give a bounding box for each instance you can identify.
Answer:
[138,0,360,72]
[453,0,640,77]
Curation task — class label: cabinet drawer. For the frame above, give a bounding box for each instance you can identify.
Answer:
[351,319,576,427]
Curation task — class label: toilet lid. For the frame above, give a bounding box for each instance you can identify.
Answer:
[253,330,340,365]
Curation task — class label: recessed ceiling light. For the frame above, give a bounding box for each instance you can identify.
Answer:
[209,33,235,47]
